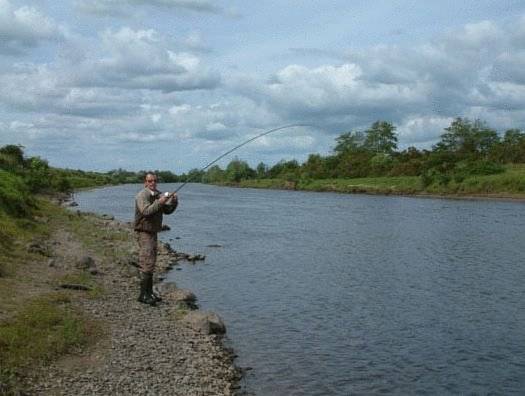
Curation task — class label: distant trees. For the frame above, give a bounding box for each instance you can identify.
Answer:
[192,117,525,187]
[2,116,524,196]
[225,159,255,182]
[434,118,499,158]
[363,121,398,154]
[495,129,525,163]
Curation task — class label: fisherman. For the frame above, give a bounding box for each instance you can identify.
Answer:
[134,172,177,306]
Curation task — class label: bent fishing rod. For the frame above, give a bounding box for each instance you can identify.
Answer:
[174,123,311,192]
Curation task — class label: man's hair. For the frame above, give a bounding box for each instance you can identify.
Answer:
[143,172,157,181]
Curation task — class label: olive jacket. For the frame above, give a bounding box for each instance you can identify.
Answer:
[134,187,177,233]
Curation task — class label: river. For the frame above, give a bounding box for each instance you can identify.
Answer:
[74,183,525,395]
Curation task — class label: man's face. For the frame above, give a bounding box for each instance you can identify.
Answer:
[144,175,158,190]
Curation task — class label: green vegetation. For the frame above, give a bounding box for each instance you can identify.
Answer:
[2,117,524,198]
[189,117,525,197]
[0,293,100,393]
[0,148,114,393]
[57,272,105,299]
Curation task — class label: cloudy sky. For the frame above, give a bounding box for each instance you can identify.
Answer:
[1,0,525,172]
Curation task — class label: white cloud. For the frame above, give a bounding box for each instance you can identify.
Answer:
[67,27,220,92]
[230,16,525,146]
[75,0,224,17]
[2,4,525,171]
[206,122,226,131]
[397,116,453,147]
[0,0,64,55]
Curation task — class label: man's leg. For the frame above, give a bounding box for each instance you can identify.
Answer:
[137,232,157,306]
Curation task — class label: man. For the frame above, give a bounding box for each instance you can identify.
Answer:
[134,172,178,306]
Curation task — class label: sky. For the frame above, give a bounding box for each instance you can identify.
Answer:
[1,0,525,173]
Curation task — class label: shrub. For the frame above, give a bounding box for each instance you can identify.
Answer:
[0,171,34,217]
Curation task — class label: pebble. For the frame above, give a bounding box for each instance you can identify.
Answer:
[23,216,242,395]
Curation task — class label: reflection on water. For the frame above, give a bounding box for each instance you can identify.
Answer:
[75,184,525,395]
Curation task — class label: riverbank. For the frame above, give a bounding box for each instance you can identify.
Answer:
[222,166,525,201]
[0,197,241,395]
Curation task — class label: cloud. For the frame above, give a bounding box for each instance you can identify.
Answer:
[2,10,525,171]
[68,27,220,92]
[396,116,453,147]
[75,0,224,17]
[230,18,525,146]
[0,0,64,55]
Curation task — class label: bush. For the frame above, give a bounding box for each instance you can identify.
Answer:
[455,160,504,176]
[0,171,34,217]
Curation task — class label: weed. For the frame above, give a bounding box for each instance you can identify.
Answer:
[0,293,101,392]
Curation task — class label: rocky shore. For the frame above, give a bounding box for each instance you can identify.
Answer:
[23,208,242,395]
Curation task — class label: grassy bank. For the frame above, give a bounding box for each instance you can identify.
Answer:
[235,164,525,198]
[0,197,113,393]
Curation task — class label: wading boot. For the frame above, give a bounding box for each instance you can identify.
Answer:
[138,272,156,306]
[147,273,162,302]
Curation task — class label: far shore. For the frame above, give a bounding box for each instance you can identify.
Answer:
[210,177,525,203]
[71,180,525,203]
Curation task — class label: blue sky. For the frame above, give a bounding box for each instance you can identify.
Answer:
[1,0,524,173]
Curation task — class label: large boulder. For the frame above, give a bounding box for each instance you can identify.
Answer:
[161,285,197,309]
[182,311,226,336]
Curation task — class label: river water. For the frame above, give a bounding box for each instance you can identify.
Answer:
[75,184,525,395]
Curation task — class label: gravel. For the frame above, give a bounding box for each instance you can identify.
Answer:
[23,217,242,396]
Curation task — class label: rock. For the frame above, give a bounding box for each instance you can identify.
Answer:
[161,224,171,231]
[187,254,205,261]
[77,256,95,270]
[164,288,197,308]
[60,283,92,291]
[99,214,114,221]
[183,311,226,335]
[27,242,50,256]
[206,244,223,248]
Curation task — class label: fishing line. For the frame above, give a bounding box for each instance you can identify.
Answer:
[174,123,312,192]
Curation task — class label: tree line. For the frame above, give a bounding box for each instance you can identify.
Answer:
[189,118,525,187]
[1,117,524,206]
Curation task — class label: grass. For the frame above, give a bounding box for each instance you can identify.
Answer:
[0,208,49,278]
[239,176,421,194]
[0,293,100,392]
[236,164,525,198]
[0,198,114,393]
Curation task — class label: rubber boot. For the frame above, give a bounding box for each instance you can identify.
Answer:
[147,273,162,302]
[138,272,156,306]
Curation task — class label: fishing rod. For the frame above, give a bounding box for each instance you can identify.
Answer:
[174,123,311,192]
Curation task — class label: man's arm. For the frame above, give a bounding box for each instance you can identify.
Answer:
[162,193,178,215]
[136,190,162,217]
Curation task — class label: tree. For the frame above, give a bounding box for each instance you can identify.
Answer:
[256,162,268,179]
[225,159,255,182]
[363,121,398,154]
[185,168,205,183]
[301,154,328,179]
[0,144,25,171]
[333,131,366,155]
[435,118,499,158]
[202,165,225,183]
[500,129,525,163]
[268,160,300,179]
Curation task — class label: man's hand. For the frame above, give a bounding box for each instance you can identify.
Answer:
[159,192,177,205]
[167,192,177,204]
